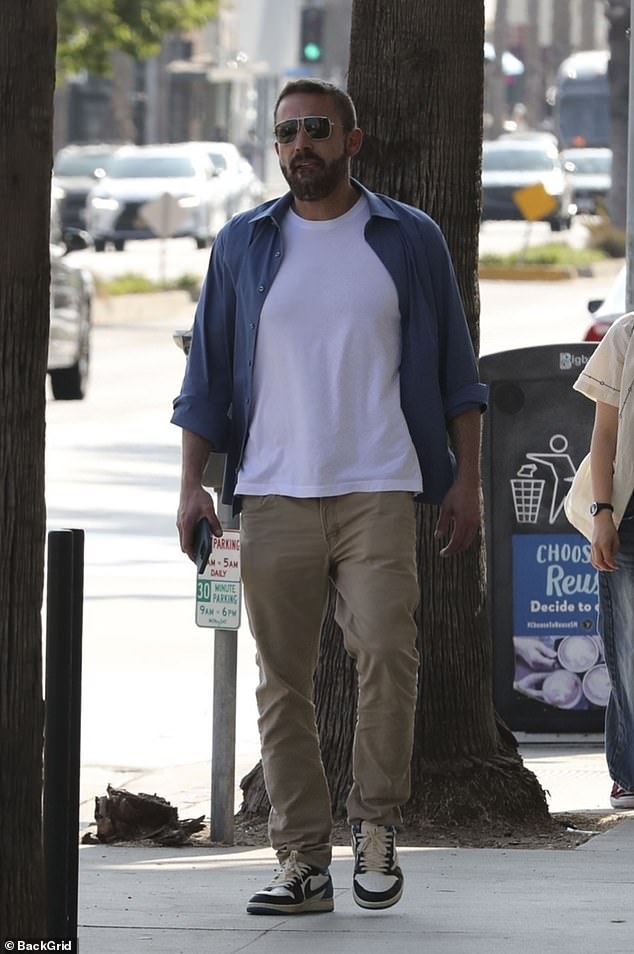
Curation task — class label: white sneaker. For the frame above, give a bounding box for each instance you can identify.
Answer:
[246,851,334,915]
[351,821,404,909]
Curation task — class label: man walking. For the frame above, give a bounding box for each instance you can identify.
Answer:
[173,79,487,914]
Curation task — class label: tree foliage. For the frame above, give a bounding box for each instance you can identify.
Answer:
[56,0,218,76]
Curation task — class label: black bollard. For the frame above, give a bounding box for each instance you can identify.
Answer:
[43,528,84,942]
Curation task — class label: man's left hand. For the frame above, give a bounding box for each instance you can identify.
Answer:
[435,481,481,557]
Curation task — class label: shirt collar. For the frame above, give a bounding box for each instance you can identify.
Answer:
[247,178,400,229]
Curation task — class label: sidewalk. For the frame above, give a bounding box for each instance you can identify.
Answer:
[78,745,634,954]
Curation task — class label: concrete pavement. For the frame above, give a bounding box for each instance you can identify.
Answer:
[77,745,634,953]
[44,280,632,951]
[78,819,634,953]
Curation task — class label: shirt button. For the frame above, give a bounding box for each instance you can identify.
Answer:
[274,251,281,258]
[249,322,255,329]
[258,285,265,293]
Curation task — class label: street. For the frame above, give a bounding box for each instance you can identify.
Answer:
[68,213,594,284]
[44,231,620,828]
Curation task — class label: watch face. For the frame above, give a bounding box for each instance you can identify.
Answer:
[590,502,598,516]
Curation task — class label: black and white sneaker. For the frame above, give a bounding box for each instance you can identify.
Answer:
[246,851,334,915]
[351,821,404,909]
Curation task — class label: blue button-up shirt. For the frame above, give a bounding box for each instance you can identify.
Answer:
[172,181,488,509]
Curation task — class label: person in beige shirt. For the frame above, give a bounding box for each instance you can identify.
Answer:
[571,312,634,809]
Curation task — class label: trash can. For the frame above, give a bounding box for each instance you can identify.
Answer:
[480,343,606,733]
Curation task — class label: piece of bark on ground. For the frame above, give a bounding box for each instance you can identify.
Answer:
[85,785,205,846]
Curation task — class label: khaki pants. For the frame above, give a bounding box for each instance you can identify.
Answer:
[240,492,420,870]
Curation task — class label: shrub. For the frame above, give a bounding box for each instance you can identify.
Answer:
[585,219,626,258]
[95,272,202,298]
[480,243,604,267]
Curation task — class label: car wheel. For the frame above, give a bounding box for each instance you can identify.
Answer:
[49,316,90,401]
[549,218,563,232]
[113,239,126,252]
[195,234,211,249]
[94,239,106,252]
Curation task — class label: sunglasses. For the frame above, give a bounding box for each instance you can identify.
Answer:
[274,116,340,144]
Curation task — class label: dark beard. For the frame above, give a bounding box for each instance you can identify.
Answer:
[280,148,349,201]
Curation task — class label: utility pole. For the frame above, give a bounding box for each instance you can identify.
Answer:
[580,0,598,49]
[489,0,509,137]
[524,0,542,128]
[625,0,634,311]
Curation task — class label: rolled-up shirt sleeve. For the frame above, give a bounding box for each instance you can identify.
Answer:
[171,229,236,450]
[573,319,628,408]
[429,224,488,420]
[445,382,490,419]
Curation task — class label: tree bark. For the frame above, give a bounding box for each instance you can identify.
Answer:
[0,0,56,936]
[240,0,550,829]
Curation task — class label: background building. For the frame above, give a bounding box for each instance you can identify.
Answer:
[54,0,611,168]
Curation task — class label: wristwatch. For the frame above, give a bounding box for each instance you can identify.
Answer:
[590,501,614,516]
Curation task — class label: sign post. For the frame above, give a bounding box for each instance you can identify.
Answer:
[139,192,188,283]
[194,476,242,844]
[512,183,559,259]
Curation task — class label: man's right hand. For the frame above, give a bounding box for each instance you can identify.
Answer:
[177,486,223,562]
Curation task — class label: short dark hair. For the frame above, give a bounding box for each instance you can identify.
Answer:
[274,79,357,133]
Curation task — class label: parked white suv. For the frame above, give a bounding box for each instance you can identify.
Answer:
[85,144,228,251]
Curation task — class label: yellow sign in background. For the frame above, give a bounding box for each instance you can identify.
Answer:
[512,183,559,221]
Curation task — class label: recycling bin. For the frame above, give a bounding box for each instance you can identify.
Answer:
[480,342,606,733]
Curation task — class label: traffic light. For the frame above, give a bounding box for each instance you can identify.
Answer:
[300,6,324,64]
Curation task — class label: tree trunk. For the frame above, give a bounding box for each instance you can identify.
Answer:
[606,1,629,230]
[0,0,56,936]
[108,50,138,144]
[347,0,548,826]
[240,0,550,829]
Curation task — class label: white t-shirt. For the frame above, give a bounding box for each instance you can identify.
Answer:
[235,195,423,497]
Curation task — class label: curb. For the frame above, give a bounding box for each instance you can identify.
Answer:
[479,264,578,281]
[479,258,624,282]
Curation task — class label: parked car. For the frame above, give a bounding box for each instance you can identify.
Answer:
[189,141,266,216]
[53,143,122,231]
[84,144,228,251]
[496,130,560,148]
[48,197,94,400]
[481,138,576,231]
[561,147,612,215]
[583,264,626,342]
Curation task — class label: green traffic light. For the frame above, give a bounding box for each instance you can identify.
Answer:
[303,42,322,62]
